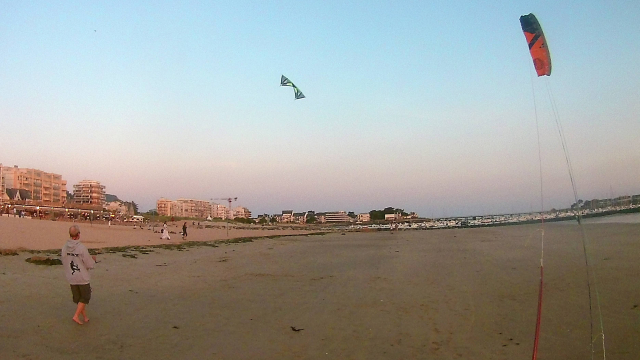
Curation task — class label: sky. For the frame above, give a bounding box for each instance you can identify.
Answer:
[1,1,639,217]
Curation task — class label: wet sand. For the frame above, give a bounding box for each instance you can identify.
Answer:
[0,217,638,359]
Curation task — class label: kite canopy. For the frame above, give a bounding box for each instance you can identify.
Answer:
[520,13,552,76]
[280,75,305,100]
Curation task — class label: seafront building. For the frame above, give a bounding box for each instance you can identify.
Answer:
[212,203,228,219]
[72,180,106,207]
[233,206,252,219]
[0,164,67,206]
[324,211,351,223]
[155,198,251,220]
[172,199,212,219]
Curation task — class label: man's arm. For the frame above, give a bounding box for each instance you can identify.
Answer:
[82,246,96,270]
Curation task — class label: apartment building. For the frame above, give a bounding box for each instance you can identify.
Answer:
[325,211,352,223]
[211,203,229,219]
[73,180,106,207]
[1,164,67,206]
[157,198,172,216]
[157,198,234,220]
[233,206,252,219]
[174,199,212,219]
[280,210,294,223]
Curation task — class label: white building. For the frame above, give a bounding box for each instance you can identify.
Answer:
[325,211,352,223]
[385,213,401,221]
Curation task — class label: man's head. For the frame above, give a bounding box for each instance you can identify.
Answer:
[69,225,81,239]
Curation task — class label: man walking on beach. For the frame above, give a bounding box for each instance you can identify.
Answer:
[62,225,96,325]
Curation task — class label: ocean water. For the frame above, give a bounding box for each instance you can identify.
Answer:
[581,212,640,224]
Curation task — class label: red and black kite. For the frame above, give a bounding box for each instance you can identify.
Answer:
[520,14,552,76]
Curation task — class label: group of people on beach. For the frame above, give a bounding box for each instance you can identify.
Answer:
[159,221,188,240]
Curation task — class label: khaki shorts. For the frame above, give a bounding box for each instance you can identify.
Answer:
[70,284,92,304]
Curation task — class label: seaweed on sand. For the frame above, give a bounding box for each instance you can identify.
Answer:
[1,249,19,256]
[18,232,329,259]
[25,256,62,266]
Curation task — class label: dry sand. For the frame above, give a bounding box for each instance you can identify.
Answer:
[0,216,639,359]
[0,216,311,250]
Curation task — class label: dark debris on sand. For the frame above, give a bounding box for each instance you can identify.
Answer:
[18,233,329,265]
[25,256,62,266]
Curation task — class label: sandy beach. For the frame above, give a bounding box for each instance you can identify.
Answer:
[1,216,638,359]
[0,215,312,250]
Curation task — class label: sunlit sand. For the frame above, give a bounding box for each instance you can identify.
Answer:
[0,216,638,359]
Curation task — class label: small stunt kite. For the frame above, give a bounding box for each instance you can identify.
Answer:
[280,75,305,100]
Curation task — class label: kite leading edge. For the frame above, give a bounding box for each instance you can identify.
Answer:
[280,75,305,100]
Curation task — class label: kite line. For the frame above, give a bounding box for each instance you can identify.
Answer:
[544,78,606,360]
[520,13,606,360]
[530,68,545,360]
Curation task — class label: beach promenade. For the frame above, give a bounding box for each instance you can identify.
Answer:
[1,216,638,359]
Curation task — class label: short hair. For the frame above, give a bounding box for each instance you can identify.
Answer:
[69,225,81,238]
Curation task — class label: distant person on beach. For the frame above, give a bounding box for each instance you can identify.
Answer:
[182,222,188,240]
[61,225,97,325]
[161,221,171,240]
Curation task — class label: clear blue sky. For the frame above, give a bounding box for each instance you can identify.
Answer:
[2,1,639,217]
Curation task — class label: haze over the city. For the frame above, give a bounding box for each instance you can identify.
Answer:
[2,1,638,217]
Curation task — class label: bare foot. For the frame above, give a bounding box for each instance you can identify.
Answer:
[83,316,90,322]
[72,316,84,325]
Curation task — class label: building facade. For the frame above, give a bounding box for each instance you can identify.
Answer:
[233,206,252,219]
[73,180,106,207]
[325,211,352,223]
[1,164,67,206]
[211,203,228,219]
[157,198,172,216]
[156,198,238,220]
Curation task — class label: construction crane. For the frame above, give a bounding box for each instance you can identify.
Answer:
[214,197,237,218]
[213,197,237,238]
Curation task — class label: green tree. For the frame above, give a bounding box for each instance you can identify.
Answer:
[306,215,317,224]
[145,209,159,216]
[369,207,408,221]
